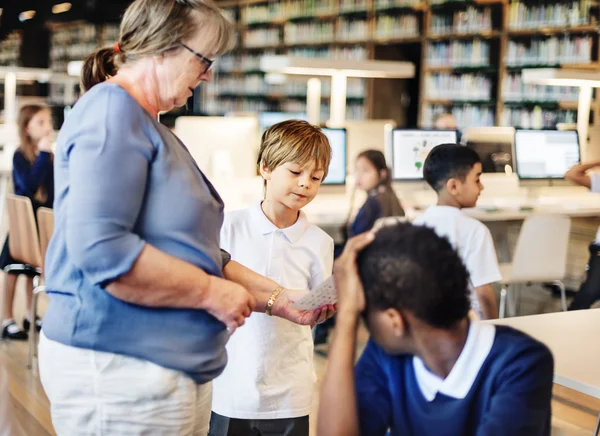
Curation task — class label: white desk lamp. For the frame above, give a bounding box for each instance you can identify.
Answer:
[260,56,415,127]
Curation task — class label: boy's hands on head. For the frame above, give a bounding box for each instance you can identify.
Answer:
[271,289,336,326]
[334,232,375,317]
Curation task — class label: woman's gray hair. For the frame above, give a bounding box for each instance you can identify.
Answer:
[81,0,235,91]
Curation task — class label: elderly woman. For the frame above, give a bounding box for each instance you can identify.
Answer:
[39,0,332,434]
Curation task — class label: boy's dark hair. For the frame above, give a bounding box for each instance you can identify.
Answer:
[357,222,471,328]
[423,144,481,192]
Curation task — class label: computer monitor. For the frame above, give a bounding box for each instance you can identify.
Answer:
[391,129,459,180]
[464,127,515,174]
[174,116,260,179]
[321,127,347,185]
[514,129,580,179]
[258,112,308,133]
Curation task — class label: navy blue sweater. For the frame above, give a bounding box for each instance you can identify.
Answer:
[13,149,54,209]
[355,326,553,436]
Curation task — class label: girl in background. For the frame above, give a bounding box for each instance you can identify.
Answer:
[315,150,404,345]
[347,150,405,239]
[1,105,54,340]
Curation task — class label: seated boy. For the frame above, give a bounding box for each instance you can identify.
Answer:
[318,223,554,436]
[413,144,500,319]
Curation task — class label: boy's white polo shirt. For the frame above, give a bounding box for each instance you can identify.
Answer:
[413,206,501,288]
[212,201,334,420]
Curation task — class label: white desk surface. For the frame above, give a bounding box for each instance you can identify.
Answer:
[302,201,600,227]
[487,309,600,399]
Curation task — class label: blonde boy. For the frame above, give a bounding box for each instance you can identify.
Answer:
[210,120,335,436]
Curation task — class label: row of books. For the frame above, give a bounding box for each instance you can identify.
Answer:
[502,73,579,102]
[237,0,429,25]
[507,0,593,29]
[288,46,368,60]
[207,75,366,98]
[375,0,422,8]
[0,32,21,66]
[501,107,577,129]
[216,46,368,74]
[340,0,369,12]
[423,104,495,129]
[284,22,336,44]
[245,29,280,48]
[242,0,336,24]
[50,23,118,72]
[375,15,419,40]
[337,19,369,41]
[425,73,493,101]
[430,7,493,35]
[505,35,592,66]
[427,41,490,67]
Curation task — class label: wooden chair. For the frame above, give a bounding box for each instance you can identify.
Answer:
[0,195,42,366]
[28,207,54,367]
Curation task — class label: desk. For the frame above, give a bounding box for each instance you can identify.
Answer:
[488,310,600,434]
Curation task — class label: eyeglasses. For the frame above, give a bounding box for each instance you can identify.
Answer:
[179,42,214,75]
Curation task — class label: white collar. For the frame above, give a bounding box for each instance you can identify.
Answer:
[412,321,496,402]
[250,201,310,244]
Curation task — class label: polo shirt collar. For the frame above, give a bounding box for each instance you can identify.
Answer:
[412,321,496,402]
[250,201,310,244]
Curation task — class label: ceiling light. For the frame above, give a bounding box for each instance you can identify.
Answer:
[52,3,72,14]
[19,10,36,22]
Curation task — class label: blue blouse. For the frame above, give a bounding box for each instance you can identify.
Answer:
[43,83,229,384]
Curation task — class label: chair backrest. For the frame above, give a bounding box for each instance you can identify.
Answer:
[5,194,42,268]
[510,215,571,282]
[36,207,54,269]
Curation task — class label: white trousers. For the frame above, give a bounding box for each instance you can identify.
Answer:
[39,333,212,436]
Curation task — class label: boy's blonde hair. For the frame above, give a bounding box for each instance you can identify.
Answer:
[257,120,332,181]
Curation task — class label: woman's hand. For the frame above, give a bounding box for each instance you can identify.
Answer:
[271,289,336,326]
[203,276,256,333]
[333,232,375,316]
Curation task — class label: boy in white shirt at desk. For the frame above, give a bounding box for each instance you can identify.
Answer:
[413,144,500,319]
[209,120,335,436]
[565,162,600,310]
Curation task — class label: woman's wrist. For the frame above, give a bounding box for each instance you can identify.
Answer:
[194,272,218,310]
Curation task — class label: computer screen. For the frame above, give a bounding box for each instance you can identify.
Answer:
[391,129,459,180]
[514,130,580,179]
[464,127,515,174]
[321,127,347,185]
[258,112,308,133]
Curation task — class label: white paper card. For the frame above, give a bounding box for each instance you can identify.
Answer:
[291,276,337,311]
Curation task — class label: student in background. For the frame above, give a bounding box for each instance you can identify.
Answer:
[319,223,554,436]
[565,162,600,310]
[434,112,458,130]
[1,105,54,340]
[210,120,335,436]
[348,150,405,239]
[315,150,403,345]
[413,144,500,319]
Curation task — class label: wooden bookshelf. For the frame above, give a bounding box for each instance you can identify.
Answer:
[0,32,22,67]
[207,0,600,128]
